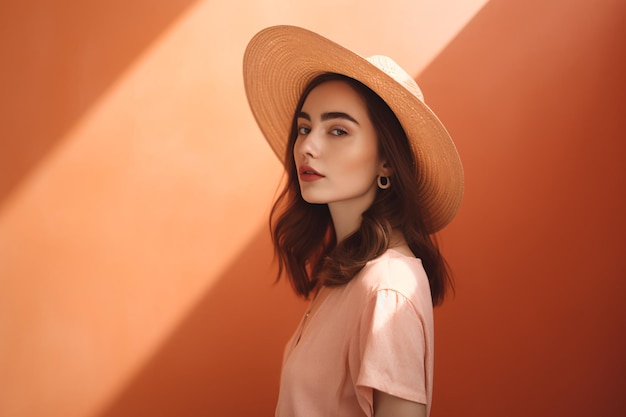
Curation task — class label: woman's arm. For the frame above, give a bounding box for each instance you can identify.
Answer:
[373,390,427,417]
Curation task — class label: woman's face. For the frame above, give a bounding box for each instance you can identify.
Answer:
[293,80,385,212]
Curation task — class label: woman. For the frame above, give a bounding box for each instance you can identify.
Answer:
[243,26,463,417]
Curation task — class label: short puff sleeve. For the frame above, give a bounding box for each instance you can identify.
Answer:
[350,289,429,416]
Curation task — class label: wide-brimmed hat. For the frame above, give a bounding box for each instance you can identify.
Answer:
[243,25,463,232]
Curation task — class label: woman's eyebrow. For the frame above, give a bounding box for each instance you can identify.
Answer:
[297,111,311,121]
[296,111,359,125]
[321,112,359,125]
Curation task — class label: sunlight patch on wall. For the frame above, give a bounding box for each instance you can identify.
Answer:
[0,1,280,416]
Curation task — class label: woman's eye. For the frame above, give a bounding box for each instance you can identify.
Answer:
[330,128,348,136]
[297,126,311,135]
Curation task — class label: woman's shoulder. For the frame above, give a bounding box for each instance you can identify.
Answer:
[352,248,429,298]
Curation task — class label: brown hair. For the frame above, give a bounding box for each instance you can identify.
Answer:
[270,73,453,306]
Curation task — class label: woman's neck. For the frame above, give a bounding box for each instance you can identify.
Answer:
[328,206,362,243]
[327,196,375,243]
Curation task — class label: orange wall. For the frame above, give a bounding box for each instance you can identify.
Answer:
[421,1,626,416]
[1,0,624,416]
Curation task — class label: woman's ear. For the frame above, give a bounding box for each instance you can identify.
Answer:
[379,160,393,177]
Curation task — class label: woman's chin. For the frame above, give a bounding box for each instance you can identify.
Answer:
[300,194,328,205]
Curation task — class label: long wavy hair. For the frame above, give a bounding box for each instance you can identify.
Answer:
[270,73,452,306]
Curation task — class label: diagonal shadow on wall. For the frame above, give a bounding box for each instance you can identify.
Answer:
[0,0,199,204]
[96,225,306,417]
[416,0,626,416]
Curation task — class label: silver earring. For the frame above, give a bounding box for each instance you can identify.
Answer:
[377,175,391,189]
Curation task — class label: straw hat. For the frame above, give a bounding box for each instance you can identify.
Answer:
[243,25,463,232]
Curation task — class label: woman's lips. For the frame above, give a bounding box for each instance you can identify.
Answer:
[299,165,325,182]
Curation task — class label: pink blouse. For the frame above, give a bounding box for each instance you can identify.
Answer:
[275,249,434,417]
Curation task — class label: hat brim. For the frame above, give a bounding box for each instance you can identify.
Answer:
[243,25,463,232]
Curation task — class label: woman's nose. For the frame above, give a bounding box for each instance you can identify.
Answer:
[296,130,319,158]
